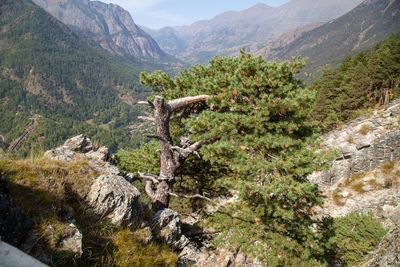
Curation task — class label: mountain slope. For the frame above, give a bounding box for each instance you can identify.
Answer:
[258,0,400,82]
[32,0,167,60]
[0,0,158,154]
[147,0,364,64]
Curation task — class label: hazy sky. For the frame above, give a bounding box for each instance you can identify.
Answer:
[98,0,291,29]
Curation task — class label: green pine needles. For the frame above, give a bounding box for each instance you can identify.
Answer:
[120,51,334,265]
[329,212,386,266]
[310,33,400,131]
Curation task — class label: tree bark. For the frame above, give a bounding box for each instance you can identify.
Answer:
[140,95,211,212]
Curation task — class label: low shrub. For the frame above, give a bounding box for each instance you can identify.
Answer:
[329,211,386,265]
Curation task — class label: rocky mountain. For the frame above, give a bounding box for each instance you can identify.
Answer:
[32,0,167,60]
[257,0,400,82]
[146,0,364,63]
[0,0,165,155]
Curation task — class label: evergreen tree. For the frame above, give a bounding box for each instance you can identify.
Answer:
[120,51,329,264]
[310,33,400,130]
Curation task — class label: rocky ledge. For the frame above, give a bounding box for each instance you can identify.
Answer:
[310,100,400,187]
[44,134,144,227]
[44,135,199,264]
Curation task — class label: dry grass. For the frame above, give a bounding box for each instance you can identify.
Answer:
[358,124,370,135]
[346,135,354,144]
[344,172,366,187]
[350,181,367,193]
[332,188,347,206]
[113,229,177,267]
[0,156,177,266]
[380,161,395,174]
[379,161,399,188]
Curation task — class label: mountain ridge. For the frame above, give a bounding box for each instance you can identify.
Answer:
[257,0,400,82]
[32,0,169,60]
[147,0,364,64]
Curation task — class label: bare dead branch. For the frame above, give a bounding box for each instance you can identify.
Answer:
[185,229,219,237]
[187,140,209,153]
[138,116,155,123]
[167,95,210,112]
[169,192,217,205]
[172,140,209,159]
[225,246,241,267]
[138,172,159,184]
[138,99,155,109]
[145,181,156,202]
[143,134,163,140]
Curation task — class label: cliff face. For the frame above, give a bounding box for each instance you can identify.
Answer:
[309,100,400,229]
[310,100,400,187]
[32,0,166,59]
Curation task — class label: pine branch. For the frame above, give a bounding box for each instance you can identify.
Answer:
[185,229,219,237]
[167,95,210,112]
[138,99,155,109]
[143,134,163,141]
[138,172,159,184]
[138,116,155,123]
[169,192,217,205]
[225,246,241,267]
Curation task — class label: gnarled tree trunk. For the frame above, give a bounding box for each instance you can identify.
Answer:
[139,95,211,211]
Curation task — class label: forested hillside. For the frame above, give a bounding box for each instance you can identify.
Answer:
[32,0,175,61]
[0,0,164,155]
[259,0,400,82]
[310,33,400,130]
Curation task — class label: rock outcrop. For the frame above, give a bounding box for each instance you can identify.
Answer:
[0,177,33,247]
[152,208,200,265]
[152,209,190,251]
[308,101,400,228]
[310,100,400,186]
[45,134,144,226]
[44,134,118,176]
[43,223,83,258]
[32,0,166,60]
[88,174,143,227]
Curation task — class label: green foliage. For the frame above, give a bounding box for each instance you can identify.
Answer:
[329,212,386,265]
[115,141,161,176]
[310,33,400,130]
[0,0,173,154]
[131,51,332,264]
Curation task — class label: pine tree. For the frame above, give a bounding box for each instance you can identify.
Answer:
[310,33,400,130]
[122,51,329,264]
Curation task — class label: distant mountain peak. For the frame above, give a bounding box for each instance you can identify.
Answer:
[148,0,364,64]
[251,3,273,9]
[32,0,167,60]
